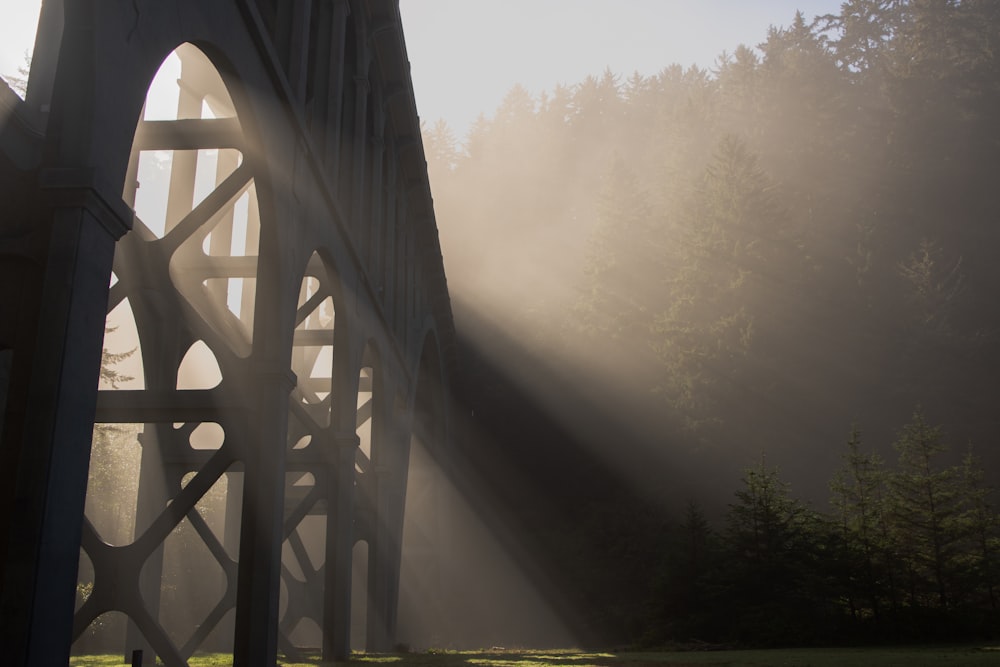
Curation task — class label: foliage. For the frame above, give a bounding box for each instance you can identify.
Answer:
[670,413,999,646]
[3,51,30,98]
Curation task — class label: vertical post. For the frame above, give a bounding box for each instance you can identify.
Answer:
[367,407,409,653]
[346,64,370,225]
[366,465,390,652]
[383,146,398,325]
[324,434,358,661]
[323,1,350,182]
[384,417,412,650]
[286,0,313,102]
[367,131,385,277]
[124,427,173,665]
[0,171,131,667]
[232,363,295,667]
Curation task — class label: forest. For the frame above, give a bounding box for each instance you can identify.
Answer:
[420,0,1000,647]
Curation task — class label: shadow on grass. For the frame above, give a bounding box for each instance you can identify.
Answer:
[69,645,1000,667]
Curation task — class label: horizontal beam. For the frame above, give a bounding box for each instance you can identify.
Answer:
[133,118,244,151]
[95,389,248,423]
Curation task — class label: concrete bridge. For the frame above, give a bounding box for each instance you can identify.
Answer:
[0,1,455,665]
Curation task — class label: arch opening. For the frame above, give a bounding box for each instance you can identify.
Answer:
[77,41,258,663]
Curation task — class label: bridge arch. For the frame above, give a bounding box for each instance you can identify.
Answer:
[0,3,455,666]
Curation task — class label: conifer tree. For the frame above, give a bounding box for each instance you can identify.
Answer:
[724,456,831,643]
[728,456,808,570]
[830,425,889,620]
[889,408,962,609]
[955,446,1000,610]
[650,135,785,431]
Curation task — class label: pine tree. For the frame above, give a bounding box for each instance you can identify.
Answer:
[955,446,1000,610]
[574,155,656,341]
[3,51,31,98]
[830,425,890,620]
[724,456,830,644]
[650,135,785,431]
[728,456,808,569]
[889,408,962,609]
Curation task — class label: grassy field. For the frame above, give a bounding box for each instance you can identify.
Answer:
[69,645,1000,667]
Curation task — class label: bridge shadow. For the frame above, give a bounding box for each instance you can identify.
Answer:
[392,302,706,650]
[277,649,625,667]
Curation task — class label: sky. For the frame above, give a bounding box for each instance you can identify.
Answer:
[398,0,847,138]
[0,0,42,88]
[3,1,847,127]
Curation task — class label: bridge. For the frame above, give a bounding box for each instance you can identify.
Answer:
[0,1,455,665]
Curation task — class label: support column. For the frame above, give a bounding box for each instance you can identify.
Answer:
[232,364,295,667]
[366,463,390,652]
[315,0,351,177]
[367,131,385,278]
[276,0,313,102]
[0,170,132,667]
[124,425,177,665]
[383,144,398,323]
[366,409,409,653]
[323,433,358,661]
[348,73,370,223]
[384,424,412,650]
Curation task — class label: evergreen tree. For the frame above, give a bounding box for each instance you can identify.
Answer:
[830,425,890,622]
[3,51,31,98]
[954,446,1000,611]
[889,408,962,609]
[574,156,656,342]
[655,500,719,641]
[650,134,786,432]
[723,457,832,644]
[728,456,807,569]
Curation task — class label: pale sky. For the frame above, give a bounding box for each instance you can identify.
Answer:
[0,0,43,88]
[3,1,846,134]
[399,0,846,137]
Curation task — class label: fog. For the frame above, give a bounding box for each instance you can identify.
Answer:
[18,0,1000,654]
[417,1,1000,644]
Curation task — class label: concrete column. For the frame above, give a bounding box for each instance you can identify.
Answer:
[124,425,177,665]
[323,433,359,661]
[366,463,390,652]
[232,363,295,667]
[320,1,351,182]
[384,146,398,324]
[207,148,240,305]
[383,420,412,651]
[164,59,204,234]
[366,403,409,653]
[368,133,385,277]
[277,0,313,102]
[349,73,370,225]
[0,170,131,667]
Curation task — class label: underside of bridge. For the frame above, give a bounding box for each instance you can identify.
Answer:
[0,2,456,665]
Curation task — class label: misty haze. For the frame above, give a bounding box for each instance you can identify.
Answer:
[4,1,1000,665]
[416,1,1000,650]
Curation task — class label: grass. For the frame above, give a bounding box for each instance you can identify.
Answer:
[68,645,1000,667]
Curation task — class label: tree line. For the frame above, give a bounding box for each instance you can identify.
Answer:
[654,409,999,646]
[427,0,1000,466]
[537,409,1000,647]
